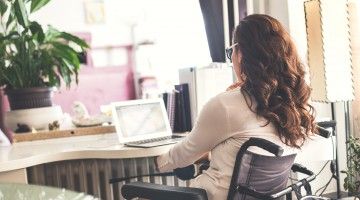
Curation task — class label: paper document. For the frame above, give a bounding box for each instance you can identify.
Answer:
[0,129,10,146]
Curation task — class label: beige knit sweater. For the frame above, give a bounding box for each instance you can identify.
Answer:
[157,89,297,200]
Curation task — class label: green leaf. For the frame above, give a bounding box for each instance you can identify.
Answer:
[57,58,71,87]
[2,31,19,40]
[51,41,80,68]
[6,9,15,28]
[29,21,45,42]
[0,0,8,15]
[30,0,51,13]
[58,32,89,49]
[44,25,61,41]
[13,0,29,28]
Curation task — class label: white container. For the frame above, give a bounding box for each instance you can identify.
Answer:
[5,106,63,132]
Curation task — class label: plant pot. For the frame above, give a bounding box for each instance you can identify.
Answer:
[5,87,54,110]
[5,105,63,132]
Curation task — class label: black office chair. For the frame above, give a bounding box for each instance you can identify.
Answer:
[111,137,319,200]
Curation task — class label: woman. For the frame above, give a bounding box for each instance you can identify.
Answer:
[156,14,316,200]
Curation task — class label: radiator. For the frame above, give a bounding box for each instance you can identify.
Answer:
[27,158,189,200]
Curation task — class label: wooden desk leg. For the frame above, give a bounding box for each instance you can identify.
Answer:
[0,169,28,184]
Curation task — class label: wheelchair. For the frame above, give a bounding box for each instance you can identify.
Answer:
[110,126,333,200]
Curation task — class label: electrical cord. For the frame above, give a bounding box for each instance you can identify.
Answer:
[315,160,331,177]
[315,174,334,196]
[314,134,337,196]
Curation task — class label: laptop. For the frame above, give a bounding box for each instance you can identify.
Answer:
[111,98,184,148]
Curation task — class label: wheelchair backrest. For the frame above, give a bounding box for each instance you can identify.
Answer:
[230,151,296,200]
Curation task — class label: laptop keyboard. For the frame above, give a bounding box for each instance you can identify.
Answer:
[127,135,180,145]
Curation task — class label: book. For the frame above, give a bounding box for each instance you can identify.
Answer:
[162,92,176,131]
[174,84,192,133]
[167,92,176,131]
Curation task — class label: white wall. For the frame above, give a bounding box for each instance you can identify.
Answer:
[31,0,211,87]
[31,0,132,46]
[248,0,289,31]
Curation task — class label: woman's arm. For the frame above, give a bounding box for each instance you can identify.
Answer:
[194,152,210,164]
[156,96,229,172]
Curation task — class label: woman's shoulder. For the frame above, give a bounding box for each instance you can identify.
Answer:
[209,88,247,108]
[217,88,245,101]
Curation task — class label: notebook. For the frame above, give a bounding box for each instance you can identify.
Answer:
[111,98,184,148]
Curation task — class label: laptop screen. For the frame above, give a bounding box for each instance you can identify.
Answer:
[114,102,168,138]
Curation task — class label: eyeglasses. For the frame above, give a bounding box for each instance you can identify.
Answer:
[225,43,238,61]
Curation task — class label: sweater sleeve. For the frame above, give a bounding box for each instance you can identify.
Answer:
[157,96,230,172]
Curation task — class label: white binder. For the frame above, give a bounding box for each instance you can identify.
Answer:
[179,64,234,125]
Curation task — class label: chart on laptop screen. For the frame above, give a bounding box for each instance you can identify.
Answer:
[115,103,167,137]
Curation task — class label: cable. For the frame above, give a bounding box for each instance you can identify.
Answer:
[314,178,328,195]
[315,160,330,177]
[319,179,333,196]
[314,129,337,196]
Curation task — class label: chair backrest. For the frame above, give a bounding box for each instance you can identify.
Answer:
[233,151,296,200]
[227,138,296,200]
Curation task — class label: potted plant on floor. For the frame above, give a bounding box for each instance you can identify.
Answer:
[0,0,89,110]
[341,136,360,198]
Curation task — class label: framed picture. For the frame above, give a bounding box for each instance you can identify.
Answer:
[84,0,106,24]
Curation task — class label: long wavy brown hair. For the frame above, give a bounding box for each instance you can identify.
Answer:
[234,14,316,148]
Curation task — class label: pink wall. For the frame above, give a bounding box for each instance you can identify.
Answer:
[53,66,135,115]
[52,32,136,115]
[1,66,135,115]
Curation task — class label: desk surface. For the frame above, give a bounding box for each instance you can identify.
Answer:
[0,132,334,173]
[0,133,173,172]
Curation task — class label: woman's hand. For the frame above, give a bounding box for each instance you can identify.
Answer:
[155,156,160,171]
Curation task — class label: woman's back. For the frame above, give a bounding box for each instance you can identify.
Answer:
[189,89,297,200]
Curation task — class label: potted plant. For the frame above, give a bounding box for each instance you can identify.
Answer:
[0,0,89,110]
[341,136,360,198]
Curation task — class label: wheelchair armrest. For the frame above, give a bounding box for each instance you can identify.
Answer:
[121,182,208,200]
[246,138,284,157]
[316,126,332,138]
[317,120,336,129]
[291,163,314,176]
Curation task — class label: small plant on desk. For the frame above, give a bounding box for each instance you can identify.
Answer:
[341,136,360,198]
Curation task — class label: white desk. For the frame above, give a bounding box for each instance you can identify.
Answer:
[0,132,333,180]
[0,132,334,199]
[0,133,173,183]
